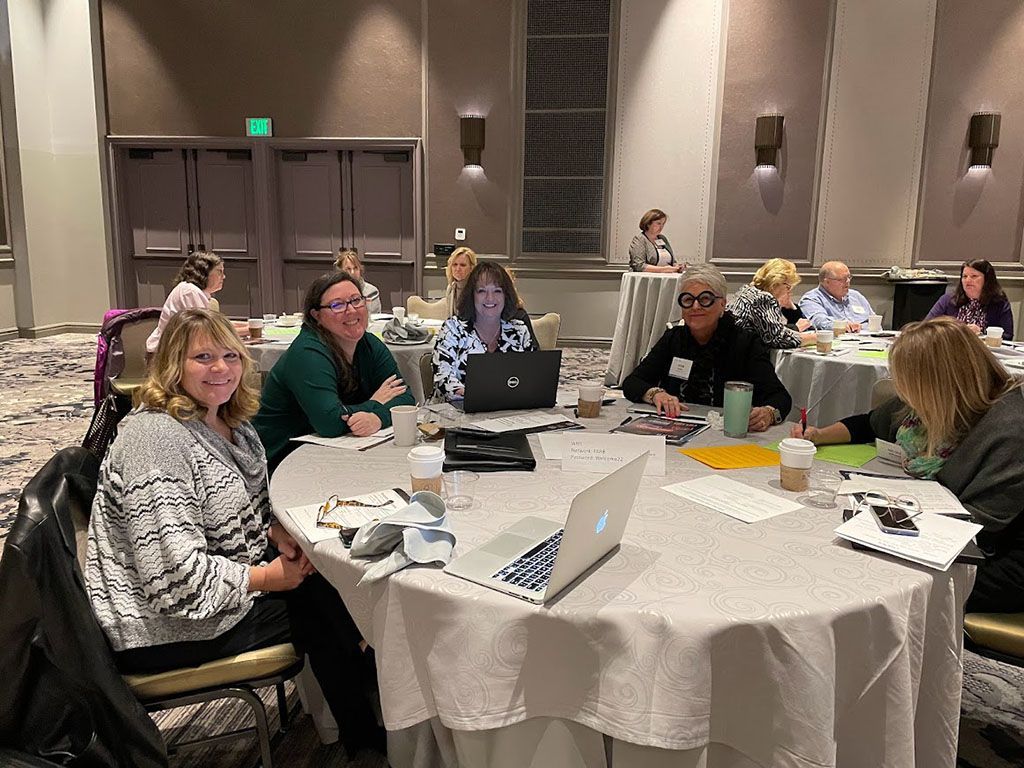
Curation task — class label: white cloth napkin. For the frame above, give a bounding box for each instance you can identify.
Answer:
[349,491,456,583]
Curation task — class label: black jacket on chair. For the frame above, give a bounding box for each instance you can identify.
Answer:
[0,447,167,767]
[623,312,793,417]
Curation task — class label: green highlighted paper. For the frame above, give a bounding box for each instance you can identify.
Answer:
[857,350,888,359]
[767,441,877,468]
[265,326,301,338]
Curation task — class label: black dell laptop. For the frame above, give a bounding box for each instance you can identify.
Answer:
[461,350,562,413]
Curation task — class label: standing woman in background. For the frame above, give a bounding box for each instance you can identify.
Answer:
[628,209,684,273]
[445,246,478,316]
[335,248,382,315]
[924,259,1014,339]
[146,250,225,353]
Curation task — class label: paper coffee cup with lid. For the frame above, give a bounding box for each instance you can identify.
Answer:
[778,438,816,492]
[408,445,445,494]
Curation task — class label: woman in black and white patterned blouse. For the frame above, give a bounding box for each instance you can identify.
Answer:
[728,258,816,349]
[432,261,538,398]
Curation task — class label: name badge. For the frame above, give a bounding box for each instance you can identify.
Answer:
[669,357,693,381]
[850,304,864,315]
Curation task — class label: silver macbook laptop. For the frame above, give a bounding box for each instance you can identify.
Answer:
[443,453,648,603]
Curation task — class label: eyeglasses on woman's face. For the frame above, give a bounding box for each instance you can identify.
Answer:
[319,295,367,313]
[678,290,723,309]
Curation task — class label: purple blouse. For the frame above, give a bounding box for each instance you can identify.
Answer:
[924,292,1014,340]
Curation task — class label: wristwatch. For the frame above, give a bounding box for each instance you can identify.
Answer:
[644,387,666,405]
[768,406,783,425]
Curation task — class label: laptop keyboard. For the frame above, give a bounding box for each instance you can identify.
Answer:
[492,529,564,593]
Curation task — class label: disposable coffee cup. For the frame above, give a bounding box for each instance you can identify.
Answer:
[816,329,834,355]
[247,318,264,339]
[408,445,444,494]
[832,319,848,337]
[393,307,407,321]
[722,381,753,438]
[868,314,883,333]
[578,383,604,418]
[391,405,419,447]
[779,438,817,492]
[985,327,1002,347]
[263,313,276,322]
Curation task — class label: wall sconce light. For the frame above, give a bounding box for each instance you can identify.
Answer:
[755,114,784,168]
[968,112,1000,168]
[460,115,485,167]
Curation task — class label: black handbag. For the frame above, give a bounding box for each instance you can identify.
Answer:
[82,392,132,460]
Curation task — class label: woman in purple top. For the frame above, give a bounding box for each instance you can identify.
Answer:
[924,259,1014,340]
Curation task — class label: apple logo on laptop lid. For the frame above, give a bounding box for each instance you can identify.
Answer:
[595,510,608,534]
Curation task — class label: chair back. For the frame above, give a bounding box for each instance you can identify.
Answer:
[94,308,160,405]
[0,447,167,766]
[207,296,220,313]
[117,318,159,383]
[419,352,434,399]
[531,312,561,350]
[870,378,897,409]
[407,295,450,321]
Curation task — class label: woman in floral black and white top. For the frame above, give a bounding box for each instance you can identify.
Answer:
[432,260,538,398]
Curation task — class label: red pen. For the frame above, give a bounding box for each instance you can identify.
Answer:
[800,407,807,435]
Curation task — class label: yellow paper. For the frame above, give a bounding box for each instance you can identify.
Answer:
[678,444,781,469]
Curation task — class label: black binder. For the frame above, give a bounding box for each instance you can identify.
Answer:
[443,429,536,473]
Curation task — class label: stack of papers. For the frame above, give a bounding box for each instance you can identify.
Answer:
[661,475,803,523]
[834,512,981,571]
[766,441,877,468]
[679,444,780,469]
[292,428,394,451]
[471,412,580,434]
[288,489,408,545]
[837,474,970,517]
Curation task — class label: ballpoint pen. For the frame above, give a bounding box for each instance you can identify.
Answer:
[617,415,633,427]
[800,407,807,436]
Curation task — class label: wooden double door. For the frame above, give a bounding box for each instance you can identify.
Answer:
[113,142,417,318]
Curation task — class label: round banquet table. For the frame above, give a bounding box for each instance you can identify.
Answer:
[270,401,972,768]
[605,272,683,387]
[248,322,435,404]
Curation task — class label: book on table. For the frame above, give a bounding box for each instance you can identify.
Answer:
[612,415,708,445]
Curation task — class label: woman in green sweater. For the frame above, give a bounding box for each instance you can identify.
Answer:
[255,271,415,472]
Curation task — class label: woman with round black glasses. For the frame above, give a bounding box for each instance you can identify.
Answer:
[622,264,792,431]
[254,271,414,472]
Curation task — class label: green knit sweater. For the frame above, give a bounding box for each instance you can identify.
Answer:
[254,325,415,472]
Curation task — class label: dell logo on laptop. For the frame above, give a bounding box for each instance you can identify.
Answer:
[507,376,520,389]
[595,511,608,534]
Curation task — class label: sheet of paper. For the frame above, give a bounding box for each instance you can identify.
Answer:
[834,512,982,571]
[287,489,408,545]
[264,325,301,338]
[857,350,889,359]
[679,444,780,469]
[537,432,564,460]
[472,412,573,433]
[661,475,803,523]
[875,439,905,466]
[838,474,968,517]
[291,427,394,451]
[765,441,877,468]
[562,433,665,476]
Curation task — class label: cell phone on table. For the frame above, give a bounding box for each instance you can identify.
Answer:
[867,502,920,536]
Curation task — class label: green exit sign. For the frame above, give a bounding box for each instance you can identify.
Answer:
[245,117,273,137]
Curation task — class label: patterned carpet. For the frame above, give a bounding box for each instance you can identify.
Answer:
[0,334,1021,768]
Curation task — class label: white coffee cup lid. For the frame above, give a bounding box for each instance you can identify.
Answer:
[408,446,444,462]
[779,438,817,455]
[986,326,1002,335]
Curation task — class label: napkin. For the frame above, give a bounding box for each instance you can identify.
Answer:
[349,491,456,583]
[381,318,431,343]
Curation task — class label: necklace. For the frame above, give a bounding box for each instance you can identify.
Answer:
[478,324,501,351]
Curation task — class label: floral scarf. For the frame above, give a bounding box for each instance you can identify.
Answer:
[895,411,956,479]
[955,299,986,328]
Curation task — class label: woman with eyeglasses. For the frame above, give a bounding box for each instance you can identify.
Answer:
[623,264,792,431]
[790,317,1024,612]
[87,309,384,757]
[432,261,538,399]
[727,258,816,349]
[146,250,226,353]
[254,271,414,472]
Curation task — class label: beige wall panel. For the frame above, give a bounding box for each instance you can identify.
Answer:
[426,0,515,256]
[0,266,16,333]
[101,0,422,137]
[711,0,831,266]
[609,0,725,266]
[916,0,1024,269]
[814,0,936,268]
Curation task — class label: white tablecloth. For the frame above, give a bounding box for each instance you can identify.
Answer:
[605,273,682,387]
[774,345,891,427]
[270,401,972,768]
[248,323,435,404]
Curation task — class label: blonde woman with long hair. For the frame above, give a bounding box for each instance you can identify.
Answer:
[335,247,382,315]
[792,317,1024,612]
[87,308,385,756]
[445,246,478,316]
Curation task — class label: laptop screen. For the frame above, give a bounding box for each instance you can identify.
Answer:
[462,350,562,413]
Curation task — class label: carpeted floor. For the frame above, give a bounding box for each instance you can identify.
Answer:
[1,333,1021,768]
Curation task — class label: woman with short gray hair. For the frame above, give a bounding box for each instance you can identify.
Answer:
[623,263,792,431]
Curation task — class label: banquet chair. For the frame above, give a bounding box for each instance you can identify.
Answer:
[419,352,434,399]
[870,378,897,409]
[964,613,1024,668]
[107,314,160,400]
[531,312,561,350]
[0,446,304,768]
[407,295,449,321]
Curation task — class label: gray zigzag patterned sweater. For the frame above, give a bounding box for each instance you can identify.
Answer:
[86,409,271,651]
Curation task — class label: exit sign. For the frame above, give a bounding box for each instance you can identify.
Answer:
[245,117,273,137]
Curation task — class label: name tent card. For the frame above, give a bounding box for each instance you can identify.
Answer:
[562,433,665,476]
